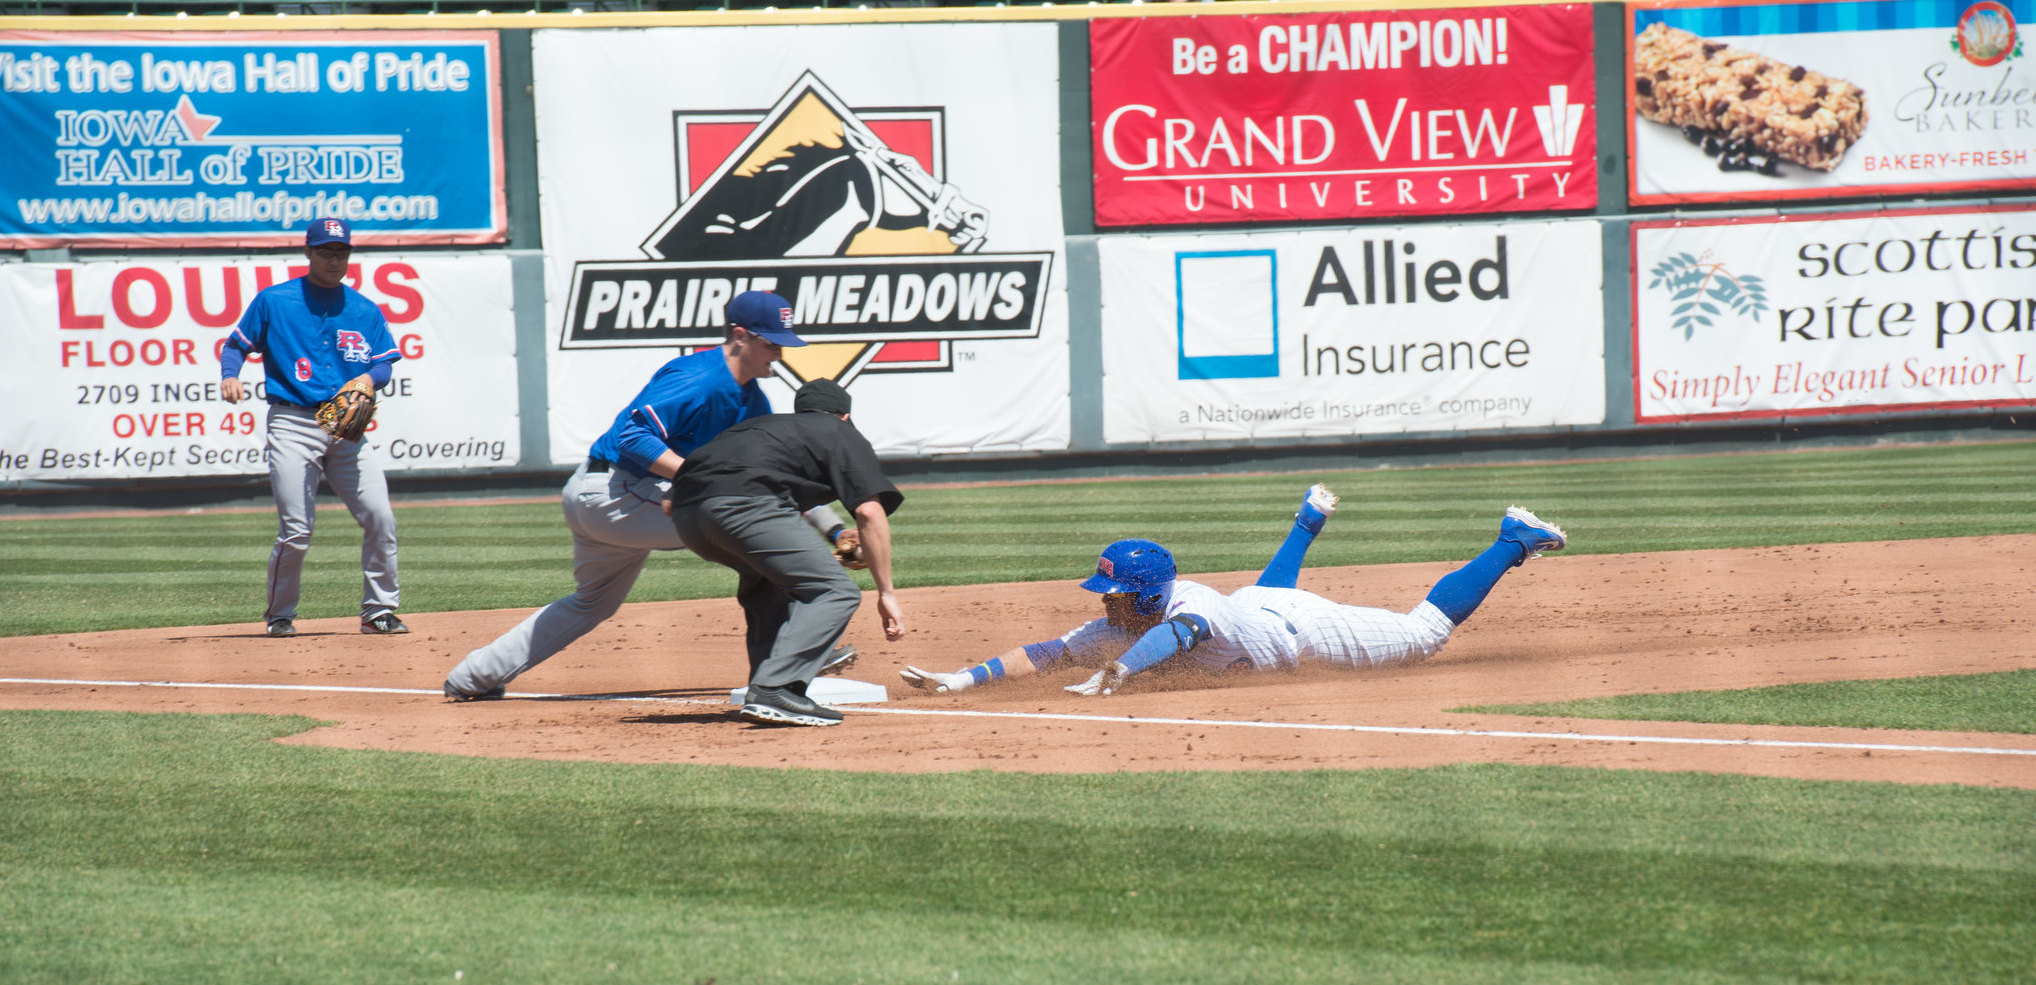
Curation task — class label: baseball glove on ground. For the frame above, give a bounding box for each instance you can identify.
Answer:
[832,528,869,570]
[315,377,377,442]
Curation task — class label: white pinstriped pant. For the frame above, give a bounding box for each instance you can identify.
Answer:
[1229,587,1457,669]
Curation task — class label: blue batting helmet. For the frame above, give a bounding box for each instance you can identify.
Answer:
[1080,538,1176,615]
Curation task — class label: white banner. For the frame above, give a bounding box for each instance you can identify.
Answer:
[1628,2,2036,204]
[0,254,517,481]
[1633,204,2036,422]
[1095,221,1605,443]
[530,24,1069,462]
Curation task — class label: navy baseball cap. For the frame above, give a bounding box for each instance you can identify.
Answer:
[305,218,352,247]
[794,378,852,414]
[726,291,807,347]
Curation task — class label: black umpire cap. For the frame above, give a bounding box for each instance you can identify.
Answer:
[794,378,852,415]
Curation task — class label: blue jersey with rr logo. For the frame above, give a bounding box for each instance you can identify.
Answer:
[222,278,402,406]
[586,347,771,477]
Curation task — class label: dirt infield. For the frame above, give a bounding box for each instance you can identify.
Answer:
[5,535,2033,788]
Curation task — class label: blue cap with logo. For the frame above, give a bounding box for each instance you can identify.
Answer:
[305,218,352,247]
[726,290,807,347]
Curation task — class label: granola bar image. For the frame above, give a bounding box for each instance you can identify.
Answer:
[1633,22,1867,172]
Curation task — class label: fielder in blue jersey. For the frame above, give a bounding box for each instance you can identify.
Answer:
[442,291,858,700]
[220,217,405,639]
[902,485,1569,696]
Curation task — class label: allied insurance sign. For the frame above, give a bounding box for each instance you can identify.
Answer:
[0,31,505,248]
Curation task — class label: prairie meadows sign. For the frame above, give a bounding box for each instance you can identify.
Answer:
[557,69,1053,391]
[531,24,1070,461]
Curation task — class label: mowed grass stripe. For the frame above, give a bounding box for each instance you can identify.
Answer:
[3,442,2033,635]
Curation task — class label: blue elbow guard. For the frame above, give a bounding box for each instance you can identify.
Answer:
[1116,613,1211,675]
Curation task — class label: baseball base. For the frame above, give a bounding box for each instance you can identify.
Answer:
[730,677,888,706]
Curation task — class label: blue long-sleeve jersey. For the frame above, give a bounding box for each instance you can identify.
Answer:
[220,278,401,404]
[586,348,771,477]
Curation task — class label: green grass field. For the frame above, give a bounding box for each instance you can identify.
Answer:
[4,442,2035,983]
[5,441,2036,636]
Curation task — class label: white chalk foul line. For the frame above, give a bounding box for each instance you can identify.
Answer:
[0,678,709,703]
[7,677,2036,759]
[850,706,2036,758]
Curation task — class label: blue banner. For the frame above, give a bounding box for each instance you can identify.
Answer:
[0,31,503,248]
[1634,0,2036,37]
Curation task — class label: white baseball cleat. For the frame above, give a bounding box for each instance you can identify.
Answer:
[1305,483,1339,517]
[1296,483,1339,532]
[1500,506,1567,560]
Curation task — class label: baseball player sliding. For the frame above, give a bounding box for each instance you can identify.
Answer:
[220,217,406,638]
[901,485,1568,696]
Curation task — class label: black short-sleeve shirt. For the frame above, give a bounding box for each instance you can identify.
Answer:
[668,411,902,516]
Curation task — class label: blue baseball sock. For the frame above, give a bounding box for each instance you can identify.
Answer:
[1424,539,1529,625]
[1257,519,1321,589]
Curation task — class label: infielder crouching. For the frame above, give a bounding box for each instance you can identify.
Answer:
[442,292,857,701]
[902,485,1568,696]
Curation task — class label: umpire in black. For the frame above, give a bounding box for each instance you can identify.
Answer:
[666,378,905,726]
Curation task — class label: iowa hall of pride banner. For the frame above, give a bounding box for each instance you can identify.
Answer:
[0,30,505,249]
[1090,3,1598,227]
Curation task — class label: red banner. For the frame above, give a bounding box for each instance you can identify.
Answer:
[1090,4,1598,226]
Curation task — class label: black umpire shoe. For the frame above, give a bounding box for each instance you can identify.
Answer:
[361,612,410,635]
[266,619,296,638]
[818,644,858,677]
[739,684,844,727]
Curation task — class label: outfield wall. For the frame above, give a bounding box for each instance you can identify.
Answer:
[3,1,2033,491]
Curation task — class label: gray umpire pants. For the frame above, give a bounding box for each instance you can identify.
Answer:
[671,495,862,689]
[263,404,399,623]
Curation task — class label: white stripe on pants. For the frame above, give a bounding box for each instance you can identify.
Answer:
[263,405,398,622]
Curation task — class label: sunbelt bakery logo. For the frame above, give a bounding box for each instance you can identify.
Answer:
[558,71,1052,388]
[1953,2,2022,67]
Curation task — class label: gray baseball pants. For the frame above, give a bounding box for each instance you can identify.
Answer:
[445,463,847,695]
[263,404,399,623]
[671,495,862,689]
[445,460,680,695]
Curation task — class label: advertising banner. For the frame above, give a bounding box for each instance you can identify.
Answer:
[0,254,518,481]
[1632,204,2036,421]
[1628,1,2036,204]
[1090,4,1597,227]
[0,31,505,248]
[1095,220,1605,444]
[531,24,1069,463]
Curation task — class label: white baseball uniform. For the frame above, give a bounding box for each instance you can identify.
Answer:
[1053,580,1455,674]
